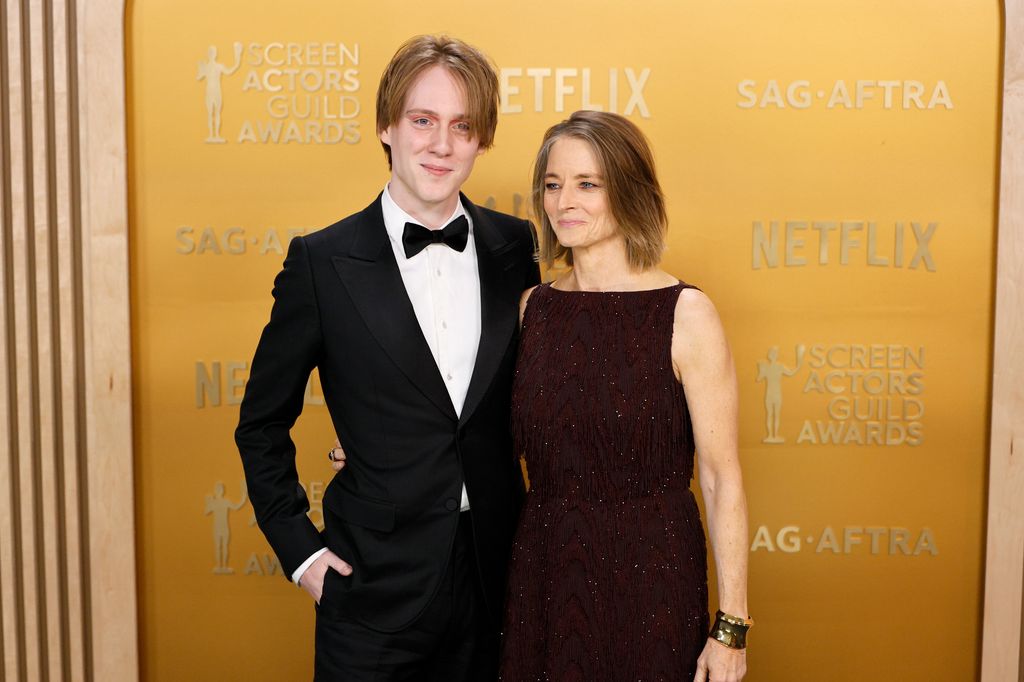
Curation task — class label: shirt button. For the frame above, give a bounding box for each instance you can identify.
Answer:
[442,321,447,329]
[446,372,453,381]
[445,498,458,511]
[435,269,442,277]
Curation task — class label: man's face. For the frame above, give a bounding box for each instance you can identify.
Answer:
[380,65,484,225]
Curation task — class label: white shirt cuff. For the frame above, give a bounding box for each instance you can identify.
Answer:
[292,547,329,586]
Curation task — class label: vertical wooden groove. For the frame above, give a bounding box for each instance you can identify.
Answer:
[28,0,62,677]
[4,1,30,680]
[0,0,23,678]
[1,0,10,671]
[0,6,7,671]
[48,0,82,675]
[43,0,72,678]
[19,0,53,678]
[66,0,92,677]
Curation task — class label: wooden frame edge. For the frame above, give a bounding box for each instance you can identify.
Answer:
[82,0,138,679]
[981,1,1024,680]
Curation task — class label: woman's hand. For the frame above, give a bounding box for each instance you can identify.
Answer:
[328,438,346,472]
[695,638,747,682]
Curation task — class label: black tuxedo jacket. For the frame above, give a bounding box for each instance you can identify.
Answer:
[235,194,540,632]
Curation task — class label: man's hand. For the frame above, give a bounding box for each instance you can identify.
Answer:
[329,438,347,473]
[300,550,352,604]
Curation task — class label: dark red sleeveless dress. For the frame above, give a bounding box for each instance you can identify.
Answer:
[499,282,709,681]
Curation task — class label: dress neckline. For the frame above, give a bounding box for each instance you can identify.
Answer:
[544,281,683,295]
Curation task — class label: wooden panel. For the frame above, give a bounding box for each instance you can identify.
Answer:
[77,0,137,678]
[0,0,133,679]
[982,3,1024,680]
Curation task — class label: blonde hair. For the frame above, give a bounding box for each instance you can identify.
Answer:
[376,35,499,167]
[533,111,667,269]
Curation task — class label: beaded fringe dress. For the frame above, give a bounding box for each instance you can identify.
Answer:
[499,282,709,682]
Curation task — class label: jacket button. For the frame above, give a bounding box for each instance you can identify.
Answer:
[445,498,458,511]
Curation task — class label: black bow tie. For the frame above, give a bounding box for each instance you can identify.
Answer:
[402,215,469,259]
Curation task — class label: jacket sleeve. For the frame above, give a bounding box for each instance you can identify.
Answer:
[235,235,325,579]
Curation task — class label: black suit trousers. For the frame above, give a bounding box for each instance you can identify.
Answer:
[313,513,497,682]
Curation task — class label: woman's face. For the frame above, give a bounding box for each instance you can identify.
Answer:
[542,137,619,253]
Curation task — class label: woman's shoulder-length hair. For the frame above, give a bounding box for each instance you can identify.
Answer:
[533,110,668,270]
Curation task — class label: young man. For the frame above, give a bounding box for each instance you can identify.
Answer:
[235,35,540,681]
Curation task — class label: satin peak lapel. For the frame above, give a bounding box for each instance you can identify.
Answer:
[460,199,519,426]
[330,201,457,420]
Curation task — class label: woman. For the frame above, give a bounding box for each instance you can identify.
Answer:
[499,110,749,682]
[331,110,750,681]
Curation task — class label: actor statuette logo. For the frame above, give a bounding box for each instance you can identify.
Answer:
[756,343,926,446]
[756,345,805,444]
[205,481,249,573]
[196,41,362,145]
[203,478,326,576]
[197,43,244,143]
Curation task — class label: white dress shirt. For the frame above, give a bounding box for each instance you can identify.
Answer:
[294,185,482,586]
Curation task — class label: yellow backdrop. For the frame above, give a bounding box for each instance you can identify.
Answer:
[129,1,1000,679]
